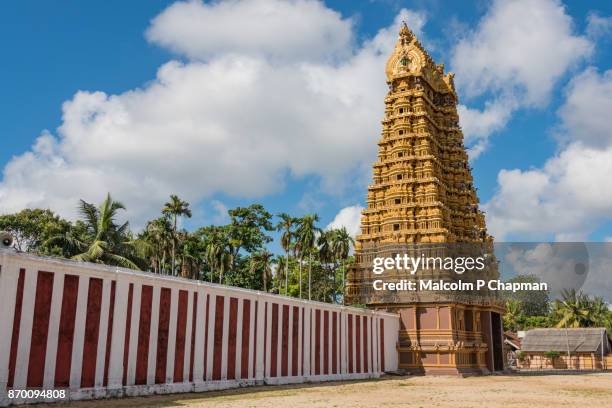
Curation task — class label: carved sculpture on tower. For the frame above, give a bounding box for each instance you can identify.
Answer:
[346,22,505,375]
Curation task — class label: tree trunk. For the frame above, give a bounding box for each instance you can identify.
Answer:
[285,251,289,296]
[308,252,312,301]
[172,214,177,276]
[332,265,336,303]
[299,258,303,299]
[264,270,267,292]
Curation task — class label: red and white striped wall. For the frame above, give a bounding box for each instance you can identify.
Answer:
[0,250,399,406]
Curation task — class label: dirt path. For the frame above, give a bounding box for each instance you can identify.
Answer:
[45,373,612,408]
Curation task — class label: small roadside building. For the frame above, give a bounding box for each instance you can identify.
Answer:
[518,328,611,370]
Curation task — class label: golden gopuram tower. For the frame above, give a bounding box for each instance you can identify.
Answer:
[346,22,505,375]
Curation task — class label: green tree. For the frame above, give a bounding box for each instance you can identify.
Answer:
[503,274,550,316]
[47,194,141,269]
[249,251,275,292]
[276,213,296,296]
[140,216,173,273]
[503,299,524,332]
[317,229,336,302]
[551,289,609,328]
[162,195,192,276]
[0,208,72,255]
[332,227,354,304]
[227,204,273,273]
[296,214,320,300]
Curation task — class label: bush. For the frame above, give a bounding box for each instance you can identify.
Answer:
[543,350,560,360]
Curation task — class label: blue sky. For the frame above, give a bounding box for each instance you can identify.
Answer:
[1,0,612,244]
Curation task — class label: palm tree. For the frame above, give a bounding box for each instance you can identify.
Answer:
[205,241,232,284]
[276,213,296,296]
[296,214,320,300]
[47,193,141,269]
[317,230,336,302]
[552,289,598,328]
[503,299,523,332]
[142,216,173,273]
[332,227,354,304]
[250,251,275,292]
[274,254,287,294]
[162,195,192,275]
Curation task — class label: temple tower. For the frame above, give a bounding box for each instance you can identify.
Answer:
[346,23,505,375]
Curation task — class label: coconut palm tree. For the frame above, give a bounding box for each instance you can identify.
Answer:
[47,193,141,269]
[552,289,597,328]
[296,214,320,300]
[276,213,296,296]
[250,251,275,292]
[162,195,192,275]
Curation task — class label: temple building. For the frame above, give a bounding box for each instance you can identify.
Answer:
[346,22,505,375]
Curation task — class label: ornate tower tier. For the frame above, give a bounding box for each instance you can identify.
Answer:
[346,22,505,375]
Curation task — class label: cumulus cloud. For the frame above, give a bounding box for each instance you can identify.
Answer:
[484,69,612,240]
[1,2,429,224]
[326,205,363,238]
[145,0,353,63]
[452,0,593,157]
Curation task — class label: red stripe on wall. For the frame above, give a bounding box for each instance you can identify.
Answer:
[291,306,299,376]
[252,300,258,378]
[27,271,54,387]
[270,303,278,377]
[122,283,134,386]
[348,314,353,373]
[203,294,210,381]
[103,280,116,386]
[355,314,361,373]
[81,278,103,388]
[380,319,385,372]
[212,295,224,381]
[173,290,188,383]
[332,312,337,375]
[323,310,329,375]
[281,304,289,377]
[263,302,268,376]
[370,317,374,373]
[227,297,238,380]
[362,316,368,373]
[54,274,79,388]
[241,299,250,379]
[339,312,342,374]
[135,285,153,385]
[301,307,304,376]
[8,268,25,388]
[155,288,172,384]
[314,309,320,375]
[189,292,198,382]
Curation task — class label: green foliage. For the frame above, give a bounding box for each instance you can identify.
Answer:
[543,350,560,360]
[516,351,526,362]
[46,194,142,269]
[0,208,72,255]
[502,274,550,316]
[551,289,611,329]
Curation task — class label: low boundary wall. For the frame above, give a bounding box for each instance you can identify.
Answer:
[0,249,399,406]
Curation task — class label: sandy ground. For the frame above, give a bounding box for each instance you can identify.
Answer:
[44,373,612,408]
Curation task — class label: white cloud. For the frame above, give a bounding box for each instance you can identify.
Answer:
[326,205,363,238]
[484,69,612,240]
[451,0,593,157]
[145,0,353,63]
[0,1,422,226]
[586,12,612,40]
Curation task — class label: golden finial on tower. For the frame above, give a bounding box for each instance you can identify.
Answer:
[399,20,412,38]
